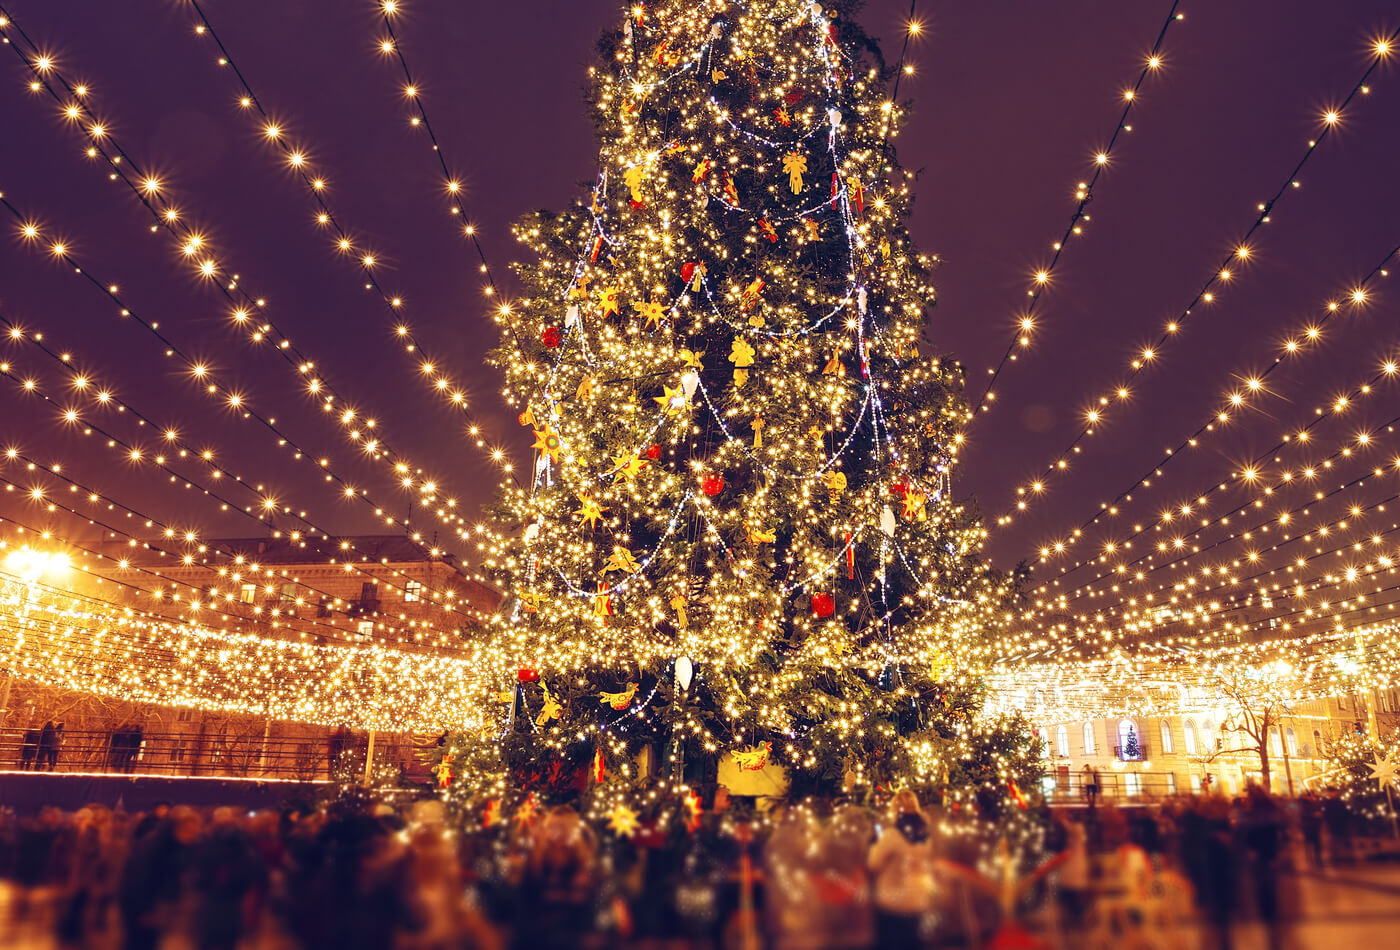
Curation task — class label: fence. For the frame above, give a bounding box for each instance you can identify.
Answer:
[0,726,427,783]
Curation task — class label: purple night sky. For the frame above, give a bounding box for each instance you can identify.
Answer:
[0,0,1397,582]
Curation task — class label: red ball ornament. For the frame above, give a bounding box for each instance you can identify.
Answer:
[541,326,562,348]
[681,261,698,284]
[701,473,725,496]
[811,593,836,618]
[645,443,662,461]
[518,668,539,683]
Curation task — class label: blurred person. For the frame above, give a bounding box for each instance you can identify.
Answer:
[1238,786,1290,950]
[867,789,937,947]
[764,805,823,949]
[37,720,59,771]
[19,725,40,770]
[1180,795,1235,950]
[118,805,201,950]
[819,804,875,948]
[1052,818,1091,929]
[1298,791,1325,870]
[189,806,267,950]
[399,799,502,950]
[514,804,598,950]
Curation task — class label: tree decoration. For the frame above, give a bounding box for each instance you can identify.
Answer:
[599,682,639,711]
[438,0,1039,833]
[541,325,563,348]
[607,802,642,837]
[731,740,773,771]
[782,151,808,193]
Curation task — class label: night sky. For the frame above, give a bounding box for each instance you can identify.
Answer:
[1,0,1397,582]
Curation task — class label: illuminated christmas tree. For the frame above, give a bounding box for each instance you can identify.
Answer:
[450,0,1038,819]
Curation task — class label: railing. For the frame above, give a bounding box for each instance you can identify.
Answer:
[1041,770,1180,803]
[0,726,429,783]
[1113,740,1147,762]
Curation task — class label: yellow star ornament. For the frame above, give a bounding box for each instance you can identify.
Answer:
[531,424,563,463]
[607,803,641,837]
[598,285,621,318]
[633,298,667,330]
[654,384,687,415]
[610,453,649,481]
[576,496,607,529]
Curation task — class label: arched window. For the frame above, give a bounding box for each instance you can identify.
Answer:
[1286,728,1298,757]
[1269,729,1283,757]
[1056,724,1070,758]
[1184,720,1199,756]
[1313,729,1323,755]
[1203,719,1219,751]
[1082,721,1097,756]
[1159,720,1174,755]
[1117,719,1141,760]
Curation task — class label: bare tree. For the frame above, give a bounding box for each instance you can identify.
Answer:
[1206,664,1296,792]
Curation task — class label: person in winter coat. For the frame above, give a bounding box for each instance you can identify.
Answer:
[867,790,937,947]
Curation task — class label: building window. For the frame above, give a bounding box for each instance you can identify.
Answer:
[1313,729,1323,755]
[1189,773,1202,792]
[1117,719,1142,760]
[357,620,375,637]
[1269,729,1283,757]
[1056,724,1070,758]
[405,579,422,603]
[1184,720,1199,756]
[280,582,297,602]
[239,583,257,604]
[1082,722,1096,756]
[1166,773,1177,795]
[1159,720,1174,755]
[1285,728,1298,757]
[1124,772,1142,797]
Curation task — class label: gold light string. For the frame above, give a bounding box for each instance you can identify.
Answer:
[969,0,1185,420]
[0,318,488,627]
[0,12,508,508]
[994,31,1398,528]
[0,192,496,559]
[168,0,515,469]
[1033,246,1399,570]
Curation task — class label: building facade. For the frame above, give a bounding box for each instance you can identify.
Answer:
[1036,688,1400,800]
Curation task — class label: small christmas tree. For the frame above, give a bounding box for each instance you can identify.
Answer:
[443,0,1039,828]
[1123,727,1141,760]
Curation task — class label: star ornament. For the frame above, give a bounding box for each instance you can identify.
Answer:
[654,384,687,414]
[576,496,607,529]
[531,424,563,463]
[610,453,649,481]
[607,803,641,838]
[598,285,621,318]
[1370,751,1399,788]
[633,298,667,330]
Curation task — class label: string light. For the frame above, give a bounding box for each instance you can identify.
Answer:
[994,28,1400,526]
[970,0,1185,419]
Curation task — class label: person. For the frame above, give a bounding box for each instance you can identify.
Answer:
[1053,819,1092,929]
[514,805,598,950]
[1299,791,1325,869]
[119,806,201,950]
[1180,795,1235,950]
[1083,765,1101,806]
[37,720,61,771]
[20,726,40,769]
[1239,785,1289,950]
[867,789,937,947]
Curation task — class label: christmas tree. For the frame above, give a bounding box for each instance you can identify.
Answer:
[449,0,1039,824]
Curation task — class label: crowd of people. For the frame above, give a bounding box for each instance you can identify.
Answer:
[0,785,1389,949]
